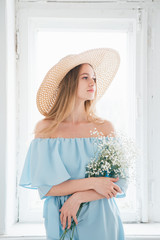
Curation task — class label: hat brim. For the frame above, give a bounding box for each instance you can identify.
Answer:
[36,48,120,116]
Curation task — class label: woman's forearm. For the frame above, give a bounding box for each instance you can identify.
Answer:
[75,189,105,203]
[45,178,96,197]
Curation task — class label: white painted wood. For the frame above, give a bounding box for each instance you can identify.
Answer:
[0,237,160,240]
[1,223,160,239]
[0,0,7,235]
[5,0,17,235]
[136,7,149,222]
[0,0,160,237]
[0,0,17,235]
[147,6,160,222]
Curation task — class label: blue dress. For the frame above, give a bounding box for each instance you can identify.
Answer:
[19,137,128,240]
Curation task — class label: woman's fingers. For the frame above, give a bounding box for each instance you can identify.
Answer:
[107,192,115,199]
[110,176,119,182]
[62,214,67,229]
[61,214,78,230]
[111,188,119,196]
[113,184,122,193]
[60,212,63,224]
[110,191,116,198]
[67,215,71,229]
[106,188,118,199]
[72,214,78,225]
[105,192,110,199]
[113,190,118,196]
[108,193,112,198]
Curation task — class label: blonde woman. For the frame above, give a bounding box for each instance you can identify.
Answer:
[19,48,128,240]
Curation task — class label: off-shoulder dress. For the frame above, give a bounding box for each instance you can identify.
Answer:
[19,137,128,240]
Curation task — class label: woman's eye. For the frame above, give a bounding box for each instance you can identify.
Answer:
[83,76,96,82]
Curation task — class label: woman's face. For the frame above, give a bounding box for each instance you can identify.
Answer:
[77,63,96,101]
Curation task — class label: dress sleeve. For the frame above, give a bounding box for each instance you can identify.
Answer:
[19,139,72,200]
[37,185,53,200]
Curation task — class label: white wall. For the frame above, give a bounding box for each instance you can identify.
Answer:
[5,0,17,233]
[148,6,160,222]
[0,0,7,233]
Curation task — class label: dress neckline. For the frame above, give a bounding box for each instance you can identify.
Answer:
[33,136,111,141]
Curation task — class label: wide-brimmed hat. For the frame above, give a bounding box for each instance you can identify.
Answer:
[36,48,120,116]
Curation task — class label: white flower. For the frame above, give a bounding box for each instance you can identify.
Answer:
[85,128,141,184]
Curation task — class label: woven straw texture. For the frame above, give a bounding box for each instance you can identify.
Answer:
[36,48,120,116]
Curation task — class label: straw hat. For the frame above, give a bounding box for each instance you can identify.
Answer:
[36,48,120,116]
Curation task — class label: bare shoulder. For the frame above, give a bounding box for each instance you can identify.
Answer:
[100,119,116,137]
[34,119,52,138]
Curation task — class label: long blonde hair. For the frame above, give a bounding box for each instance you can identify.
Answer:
[33,63,105,136]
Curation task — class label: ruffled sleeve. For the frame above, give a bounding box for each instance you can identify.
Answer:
[19,138,72,200]
[37,185,53,200]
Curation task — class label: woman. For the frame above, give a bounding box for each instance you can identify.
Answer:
[19,48,128,240]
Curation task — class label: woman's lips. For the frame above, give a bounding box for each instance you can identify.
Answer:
[87,89,94,92]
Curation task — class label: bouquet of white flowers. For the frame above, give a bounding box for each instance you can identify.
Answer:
[59,128,140,240]
[86,128,140,183]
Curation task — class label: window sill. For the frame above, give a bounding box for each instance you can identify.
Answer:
[1,223,46,237]
[0,223,160,239]
[123,223,160,239]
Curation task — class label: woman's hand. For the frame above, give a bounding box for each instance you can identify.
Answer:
[59,193,80,230]
[93,176,122,199]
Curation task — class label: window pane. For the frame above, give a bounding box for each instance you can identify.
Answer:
[20,26,138,222]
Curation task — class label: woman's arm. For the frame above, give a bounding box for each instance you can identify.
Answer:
[73,178,128,203]
[46,177,121,199]
[74,186,121,203]
[75,189,106,203]
[45,178,95,197]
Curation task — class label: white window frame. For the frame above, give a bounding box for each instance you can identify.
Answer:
[17,2,148,224]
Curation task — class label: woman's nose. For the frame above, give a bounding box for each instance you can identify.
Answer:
[89,78,95,85]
